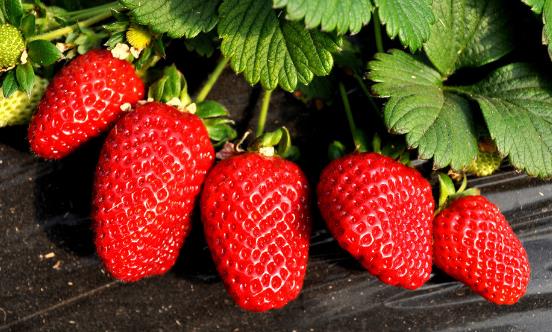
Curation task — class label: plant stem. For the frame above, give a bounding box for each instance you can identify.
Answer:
[353,73,379,114]
[28,12,113,42]
[68,2,123,21]
[373,10,384,53]
[339,82,366,151]
[256,89,273,137]
[443,85,473,98]
[195,57,229,102]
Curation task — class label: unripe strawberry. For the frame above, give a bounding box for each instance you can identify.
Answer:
[0,78,48,127]
[0,24,25,69]
[465,150,502,177]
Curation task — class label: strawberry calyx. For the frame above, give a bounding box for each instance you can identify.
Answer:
[147,65,236,147]
[148,65,192,107]
[249,127,300,160]
[436,173,480,214]
[195,100,237,147]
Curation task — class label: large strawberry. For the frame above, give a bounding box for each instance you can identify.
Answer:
[28,49,144,159]
[317,153,434,289]
[201,144,311,311]
[93,102,214,282]
[433,179,530,304]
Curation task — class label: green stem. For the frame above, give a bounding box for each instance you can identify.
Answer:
[28,12,113,42]
[66,2,121,19]
[195,57,229,102]
[353,73,379,114]
[373,10,384,53]
[68,2,123,21]
[256,89,273,137]
[443,85,473,98]
[339,82,366,152]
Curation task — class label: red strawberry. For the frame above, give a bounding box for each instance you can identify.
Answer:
[201,152,311,311]
[93,102,214,282]
[433,195,530,304]
[28,49,144,159]
[317,153,434,289]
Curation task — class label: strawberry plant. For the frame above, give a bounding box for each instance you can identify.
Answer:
[0,0,548,312]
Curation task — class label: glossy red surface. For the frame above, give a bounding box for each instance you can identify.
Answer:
[434,195,530,304]
[201,152,311,311]
[317,153,434,289]
[28,49,144,159]
[93,102,214,282]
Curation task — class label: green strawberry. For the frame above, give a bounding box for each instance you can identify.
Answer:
[0,78,49,127]
[0,24,25,69]
[465,141,502,177]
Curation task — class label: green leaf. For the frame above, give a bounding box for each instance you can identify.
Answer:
[368,50,477,169]
[424,0,515,77]
[273,0,373,35]
[15,62,34,95]
[184,33,216,58]
[121,0,220,39]
[464,63,552,177]
[196,100,229,118]
[2,0,23,26]
[27,40,62,66]
[219,0,341,92]
[522,0,545,13]
[542,0,552,59]
[20,14,35,38]
[1,70,18,97]
[374,0,435,51]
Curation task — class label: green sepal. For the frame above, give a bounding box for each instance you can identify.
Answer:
[196,99,237,146]
[2,0,23,26]
[2,70,18,97]
[436,173,481,214]
[147,65,191,105]
[328,140,346,160]
[249,127,300,161]
[20,14,35,38]
[15,62,34,96]
[27,40,62,66]
[196,100,230,118]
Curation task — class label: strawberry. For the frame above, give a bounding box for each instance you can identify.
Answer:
[28,49,144,159]
[92,102,214,282]
[317,153,434,289]
[0,24,24,69]
[201,152,311,311]
[1,78,48,127]
[433,195,530,304]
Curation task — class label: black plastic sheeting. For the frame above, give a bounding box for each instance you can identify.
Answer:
[1,70,552,331]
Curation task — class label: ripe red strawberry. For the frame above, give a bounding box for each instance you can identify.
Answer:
[93,102,214,282]
[317,153,434,289]
[28,49,144,159]
[201,152,311,311]
[433,195,530,304]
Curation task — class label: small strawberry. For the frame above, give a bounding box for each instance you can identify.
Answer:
[433,175,530,304]
[0,24,25,69]
[0,78,48,127]
[28,49,144,159]
[465,140,502,177]
[93,102,214,282]
[201,132,311,311]
[317,153,434,289]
